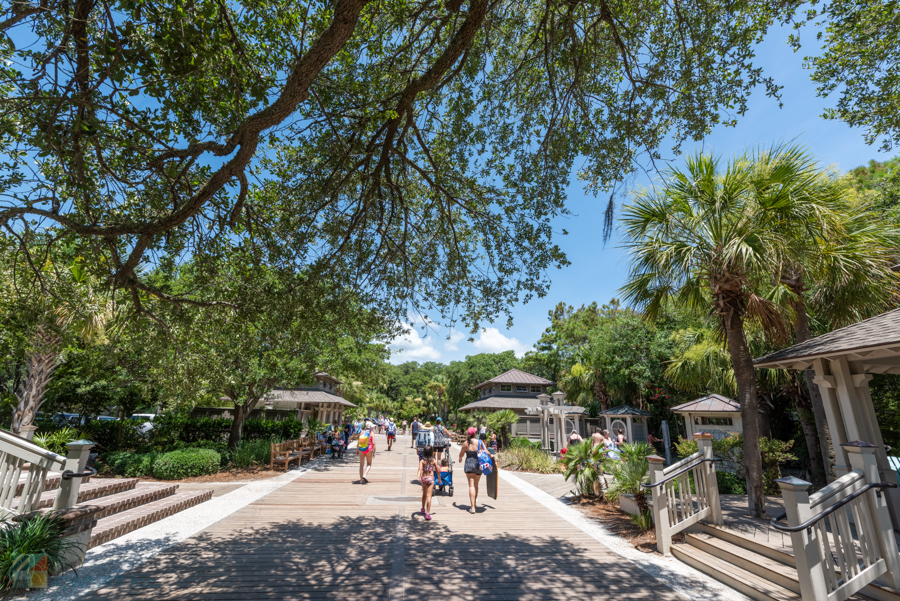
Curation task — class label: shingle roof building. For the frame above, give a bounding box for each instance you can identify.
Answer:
[598,404,652,417]
[458,396,585,413]
[266,388,357,409]
[474,369,554,389]
[754,309,900,369]
[670,394,741,414]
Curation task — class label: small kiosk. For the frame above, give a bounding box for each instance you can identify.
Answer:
[670,393,742,440]
[598,405,651,444]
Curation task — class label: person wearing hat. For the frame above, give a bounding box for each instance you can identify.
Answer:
[432,417,450,460]
[417,420,435,451]
[386,417,397,451]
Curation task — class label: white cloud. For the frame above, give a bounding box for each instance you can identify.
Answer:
[444,331,465,352]
[473,327,531,357]
[389,320,442,362]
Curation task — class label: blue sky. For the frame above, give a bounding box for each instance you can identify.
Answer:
[388,23,890,365]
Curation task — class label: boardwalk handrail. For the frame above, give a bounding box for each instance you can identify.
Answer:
[641,458,720,489]
[647,433,723,555]
[0,428,67,519]
[770,482,897,533]
[777,442,900,601]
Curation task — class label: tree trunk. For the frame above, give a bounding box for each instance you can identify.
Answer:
[791,305,835,482]
[228,399,259,450]
[795,403,827,488]
[10,346,60,435]
[723,310,766,518]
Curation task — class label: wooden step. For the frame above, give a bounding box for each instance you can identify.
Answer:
[688,522,900,601]
[672,542,801,601]
[88,489,214,549]
[90,482,179,519]
[14,471,89,497]
[23,477,139,510]
[685,531,802,594]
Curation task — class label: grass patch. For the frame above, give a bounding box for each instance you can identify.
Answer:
[499,447,564,474]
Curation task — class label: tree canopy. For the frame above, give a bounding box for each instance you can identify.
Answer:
[0,0,806,327]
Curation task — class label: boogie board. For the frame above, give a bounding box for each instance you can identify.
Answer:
[486,455,498,500]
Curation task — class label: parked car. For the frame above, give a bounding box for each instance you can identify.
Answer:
[130,413,156,434]
[94,416,117,422]
[51,412,86,427]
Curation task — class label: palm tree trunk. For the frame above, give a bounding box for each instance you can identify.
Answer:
[10,347,60,435]
[792,298,835,482]
[723,310,766,518]
[794,403,827,488]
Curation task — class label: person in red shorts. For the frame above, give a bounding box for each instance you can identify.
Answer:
[386,418,397,450]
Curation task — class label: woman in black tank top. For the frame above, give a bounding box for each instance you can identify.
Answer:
[458,428,483,514]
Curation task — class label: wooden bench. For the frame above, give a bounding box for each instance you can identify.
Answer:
[270,439,303,471]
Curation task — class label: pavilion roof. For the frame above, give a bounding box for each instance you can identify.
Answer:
[754,309,900,370]
[598,404,652,417]
[473,369,554,389]
[265,388,356,408]
[671,394,741,414]
[459,396,585,413]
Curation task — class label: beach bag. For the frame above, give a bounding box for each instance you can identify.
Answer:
[358,430,371,451]
[416,430,434,448]
[477,441,493,475]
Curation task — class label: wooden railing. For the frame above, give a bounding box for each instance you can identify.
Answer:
[0,429,94,520]
[776,441,900,601]
[645,432,723,555]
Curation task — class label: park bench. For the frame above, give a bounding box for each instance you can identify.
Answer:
[269,439,303,471]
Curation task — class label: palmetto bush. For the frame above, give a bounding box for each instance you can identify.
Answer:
[604,442,655,529]
[32,427,90,456]
[560,442,604,497]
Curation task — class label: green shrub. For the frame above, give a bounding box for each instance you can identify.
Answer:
[675,433,796,494]
[84,420,145,453]
[716,471,747,495]
[499,448,564,474]
[152,449,221,480]
[509,437,540,450]
[100,451,161,477]
[0,513,78,590]
[230,439,277,468]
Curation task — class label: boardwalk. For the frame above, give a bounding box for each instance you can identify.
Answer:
[79,435,683,601]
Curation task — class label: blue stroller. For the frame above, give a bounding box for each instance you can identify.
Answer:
[436,460,454,497]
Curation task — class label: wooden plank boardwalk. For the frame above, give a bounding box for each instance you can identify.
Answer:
[79,435,682,601]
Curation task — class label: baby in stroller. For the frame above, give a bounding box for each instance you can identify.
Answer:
[327,431,346,459]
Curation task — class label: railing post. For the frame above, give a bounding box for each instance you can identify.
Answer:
[19,425,37,441]
[694,432,722,526]
[648,454,671,555]
[842,441,900,590]
[777,476,828,601]
[53,440,94,511]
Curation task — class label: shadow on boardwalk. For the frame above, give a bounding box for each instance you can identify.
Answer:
[79,514,671,600]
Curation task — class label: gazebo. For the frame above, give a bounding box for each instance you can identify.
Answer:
[671,394,743,440]
[598,405,651,444]
[754,308,900,527]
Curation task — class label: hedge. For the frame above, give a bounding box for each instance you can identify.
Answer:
[152,449,221,480]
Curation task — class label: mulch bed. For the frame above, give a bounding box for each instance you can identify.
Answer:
[567,495,684,554]
[102,466,284,484]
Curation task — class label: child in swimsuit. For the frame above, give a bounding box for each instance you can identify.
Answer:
[417,445,439,521]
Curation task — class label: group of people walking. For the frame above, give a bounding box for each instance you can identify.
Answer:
[343,416,494,519]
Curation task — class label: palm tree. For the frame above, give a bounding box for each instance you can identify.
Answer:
[557,362,609,409]
[487,409,519,448]
[425,374,449,420]
[11,260,119,435]
[778,195,899,480]
[621,146,838,518]
[666,327,827,487]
